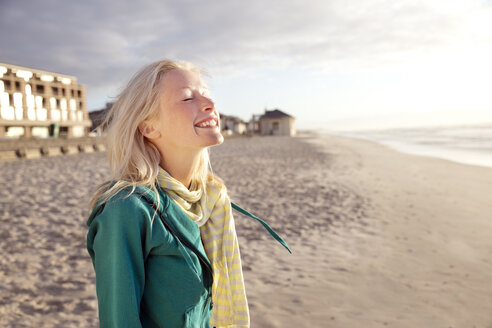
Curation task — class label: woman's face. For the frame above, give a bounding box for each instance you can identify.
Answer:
[152,68,224,152]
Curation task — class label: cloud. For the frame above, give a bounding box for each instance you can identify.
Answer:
[1,0,491,108]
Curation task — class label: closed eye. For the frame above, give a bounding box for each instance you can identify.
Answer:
[183,97,193,101]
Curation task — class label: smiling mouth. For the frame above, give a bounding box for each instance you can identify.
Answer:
[195,118,218,128]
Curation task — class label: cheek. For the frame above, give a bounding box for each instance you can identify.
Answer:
[161,108,195,136]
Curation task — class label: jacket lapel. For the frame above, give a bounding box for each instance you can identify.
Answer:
[137,185,213,270]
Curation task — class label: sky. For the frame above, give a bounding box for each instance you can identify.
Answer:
[1,0,492,131]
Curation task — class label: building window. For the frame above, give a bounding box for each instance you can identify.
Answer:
[62,88,66,96]
[50,97,57,109]
[13,93,23,108]
[1,106,15,120]
[71,89,75,97]
[36,85,45,93]
[60,98,67,111]
[4,80,11,91]
[6,126,25,137]
[32,127,49,138]
[35,96,43,109]
[52,86,58,95]
[59,126,69,136]
[77,90,82,98]
[69,98,76,110]
[15,81,20,91]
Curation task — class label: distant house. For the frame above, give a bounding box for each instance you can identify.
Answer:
[88,102,112,133]
[248,114,262,134]
[258,109,296,136]
[220,113,247,135]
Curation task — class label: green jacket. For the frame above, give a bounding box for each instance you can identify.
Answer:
[87,184,214,327]
[86,184,290,328]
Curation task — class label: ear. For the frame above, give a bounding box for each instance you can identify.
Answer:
[138,120,161,139]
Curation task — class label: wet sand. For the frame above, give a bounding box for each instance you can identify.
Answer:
[1,132,491,327]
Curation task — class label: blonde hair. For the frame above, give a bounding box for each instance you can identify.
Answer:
[90,59,224,213]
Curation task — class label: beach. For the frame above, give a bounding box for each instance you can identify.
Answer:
[1,132,491,327]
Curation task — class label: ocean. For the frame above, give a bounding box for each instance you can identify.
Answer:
[325,124,492,168]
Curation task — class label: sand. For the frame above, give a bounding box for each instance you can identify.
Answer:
[1,132,491,327]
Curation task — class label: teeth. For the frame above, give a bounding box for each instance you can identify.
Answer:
[197,119,217,127]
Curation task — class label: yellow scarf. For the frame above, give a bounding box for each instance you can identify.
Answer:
[157,168,250,327]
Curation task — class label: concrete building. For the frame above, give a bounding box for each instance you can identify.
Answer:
[0,62,91,138]
[258,109,296,136]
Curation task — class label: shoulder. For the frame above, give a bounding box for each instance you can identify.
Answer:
[86,187,163,266]
[87,184,165,229]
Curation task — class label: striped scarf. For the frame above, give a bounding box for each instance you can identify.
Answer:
[157,168,250,327]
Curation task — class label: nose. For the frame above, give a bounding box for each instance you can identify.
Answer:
[200,94,215,112]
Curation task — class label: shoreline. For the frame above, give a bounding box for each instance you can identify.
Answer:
[322,128,492,169]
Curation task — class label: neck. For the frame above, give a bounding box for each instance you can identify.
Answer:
[159,146,202,189]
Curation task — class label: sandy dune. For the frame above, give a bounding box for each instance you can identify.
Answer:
[1,133,491,327]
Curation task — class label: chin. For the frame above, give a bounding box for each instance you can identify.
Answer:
[209,133,224,146]
[196,131,224,148]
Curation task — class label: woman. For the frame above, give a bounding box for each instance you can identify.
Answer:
[86,59,289,328]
